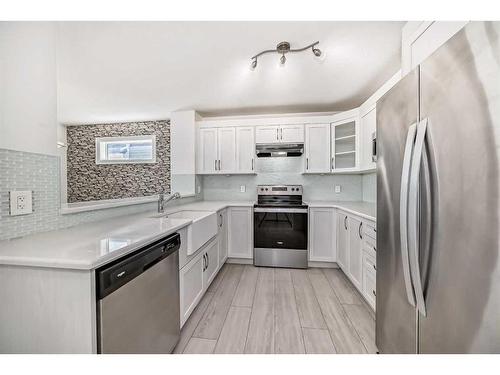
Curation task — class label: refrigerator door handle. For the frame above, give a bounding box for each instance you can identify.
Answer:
[408,118,428,317]
[400,122,417,307]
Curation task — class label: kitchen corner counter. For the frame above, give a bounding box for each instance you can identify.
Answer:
[0,200,254,270]
[306,201,376,222]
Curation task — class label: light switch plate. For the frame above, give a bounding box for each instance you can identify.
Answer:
[334,185,342,193]
[240,185,246,193]
[10,190,33,216]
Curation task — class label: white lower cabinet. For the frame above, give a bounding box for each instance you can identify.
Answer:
[309,208,337,262]
[228,206,253,259]
[218,209,228,264]
[334,210,377,311]
[362,249,377,310]
[179,250,205,326]
[203,239,219,287]
[348,217,363,290]
[179,237,220,327]
[336,212,349,271]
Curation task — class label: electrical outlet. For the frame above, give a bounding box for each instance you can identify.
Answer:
[334,185,342,194]
[10,191,33,216]
[240,185,246,193]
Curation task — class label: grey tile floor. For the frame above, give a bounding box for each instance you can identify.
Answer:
[174,264,376,354]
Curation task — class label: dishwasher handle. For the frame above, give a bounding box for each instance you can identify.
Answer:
[96,232,181,299]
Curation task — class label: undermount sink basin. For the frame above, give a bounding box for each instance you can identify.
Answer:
[167,210,218,255]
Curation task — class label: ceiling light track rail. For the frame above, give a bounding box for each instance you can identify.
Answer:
[250,41,322,69]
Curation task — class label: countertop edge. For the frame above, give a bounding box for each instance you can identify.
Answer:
[306,201,376,222]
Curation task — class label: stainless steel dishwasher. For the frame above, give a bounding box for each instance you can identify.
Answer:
[96,232,181,354]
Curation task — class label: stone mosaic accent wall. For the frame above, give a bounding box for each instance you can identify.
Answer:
[66,120,170,202]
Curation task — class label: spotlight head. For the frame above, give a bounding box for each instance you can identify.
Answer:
[312,47,322,57]
[250,58,257,70]
[280,54,286,65]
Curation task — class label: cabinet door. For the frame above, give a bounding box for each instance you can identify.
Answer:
[217,127,236,173]
[331,118,359,171]
[336,212,349,271]
[179,251,204,327]
[198,128,218,174]
[236,127,255,173]
[309,208,336,262]
[348,217,363,290]
[218,209,228,264]
[305,124,331,173]
[280,124,304,143]
[203,239,219,289]
[228,207,253,259]
[255,125,280,144]
[360,107,376,170]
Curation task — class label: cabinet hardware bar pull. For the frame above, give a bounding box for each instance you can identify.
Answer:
[252,158,254,171]
[276,128,279,140]
[372,290,376,297]
[344,216,347,230]
[373,264,377,271]
[331,157,334,170]
[359,222,363,239]
[306,158,309,170]
[215,160,217,171]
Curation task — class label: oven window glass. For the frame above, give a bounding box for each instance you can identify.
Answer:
[254,211,307,250]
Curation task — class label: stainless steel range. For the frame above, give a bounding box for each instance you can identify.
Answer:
[253,185,308,269]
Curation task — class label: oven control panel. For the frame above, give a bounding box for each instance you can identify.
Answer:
[257,185,303,195]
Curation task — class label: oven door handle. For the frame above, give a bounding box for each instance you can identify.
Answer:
[254,207,308,213]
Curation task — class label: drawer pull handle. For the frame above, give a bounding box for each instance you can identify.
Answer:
[372,290,376,297]
[117,271,126,278]
[373,264,377,271]
[373,246,377,252]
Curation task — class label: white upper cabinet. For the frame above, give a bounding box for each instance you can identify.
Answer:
[255,125,280,144]
[236,127,255,173]
[305,123,331,173]
[217,127,236,173]
[280,124,304,143]
[255,124,304,144]
[360,107,376,171]
[402,21,468,75]
[197,126,255,174]
[197,128,218,174]
[331,117,359,172]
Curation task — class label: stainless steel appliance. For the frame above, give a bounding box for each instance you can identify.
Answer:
[253,185,308,268]
[96,233,181,353]
[256,143,304,157]
[377,21,500,353]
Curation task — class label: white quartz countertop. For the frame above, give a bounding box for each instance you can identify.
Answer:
[0,200,254,270]
[306,201,376,222]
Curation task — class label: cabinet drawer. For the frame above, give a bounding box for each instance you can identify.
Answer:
[363,236,377,259]
[363,264,376,310]
[363,222,376,240]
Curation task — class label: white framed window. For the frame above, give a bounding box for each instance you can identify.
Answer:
[96,135,157,164]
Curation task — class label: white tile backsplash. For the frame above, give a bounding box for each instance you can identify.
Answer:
[202,156,363,201]
[362,172,376,203]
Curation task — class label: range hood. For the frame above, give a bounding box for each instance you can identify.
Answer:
[256,143,304,158]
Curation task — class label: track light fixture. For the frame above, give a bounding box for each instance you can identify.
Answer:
[250,41,321,70]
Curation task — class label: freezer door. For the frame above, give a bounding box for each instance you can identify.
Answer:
[376,69,419,353]
[418,21,500,353]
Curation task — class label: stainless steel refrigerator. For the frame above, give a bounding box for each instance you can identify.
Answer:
[377,21,500,354]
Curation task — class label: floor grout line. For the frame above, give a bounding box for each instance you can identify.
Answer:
[242,266,259,353]
[289,269,306,353]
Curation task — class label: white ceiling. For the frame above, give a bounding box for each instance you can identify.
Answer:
[56,21,404,124]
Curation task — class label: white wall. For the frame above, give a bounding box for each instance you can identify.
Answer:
[0,22,58,156]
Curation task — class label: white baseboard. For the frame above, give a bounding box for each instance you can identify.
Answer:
[308,261,339,269]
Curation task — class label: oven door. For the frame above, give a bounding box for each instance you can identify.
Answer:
[254,207,308,249]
